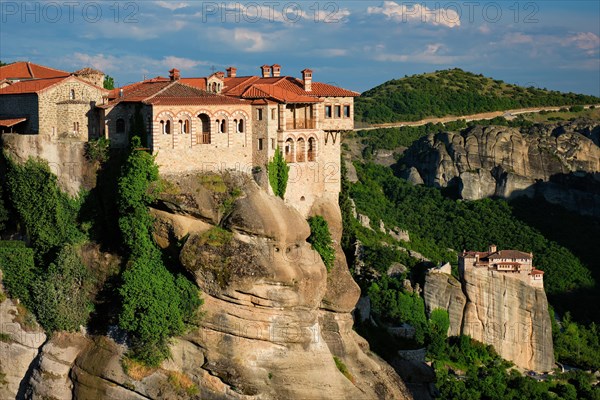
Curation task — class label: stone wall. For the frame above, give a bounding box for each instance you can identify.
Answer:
[0,94,39,133]
[319,96,355,131]
[1,133,91,196]
[38,77,106,140]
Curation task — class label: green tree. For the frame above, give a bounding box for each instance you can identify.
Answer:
[0,184,8,232]
[428,308,450,357]
[103,75,115,90]
[31,244,94,332]
[267,147,289,199]
[307,216,335,272]
[116,137,202,365]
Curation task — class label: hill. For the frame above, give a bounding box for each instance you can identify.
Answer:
[355,68,600,123]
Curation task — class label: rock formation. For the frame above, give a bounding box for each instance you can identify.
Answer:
[1,170,411,399]
[401,120,600,216]
[424,266,554,372]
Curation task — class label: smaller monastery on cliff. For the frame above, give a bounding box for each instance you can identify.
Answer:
[459,245,545,287]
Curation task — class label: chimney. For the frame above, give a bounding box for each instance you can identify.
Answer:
[272,64,281,77]
[169,68,180,81]
[489,244,497,253]
[261,65,271,78]
[226,67,237,78]
[119,89,123,98]
[301,68,312,91]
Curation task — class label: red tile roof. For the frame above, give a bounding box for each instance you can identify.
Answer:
[0,117,27,127]
[180,77,206,90]
[0,62,69,80]
[106,80,249,107]
[488,250,532,260]
[0,77,69,94]
[222,75,359,103]
[530,269,544,275]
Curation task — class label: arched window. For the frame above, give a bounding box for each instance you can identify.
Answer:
[238,119,244,133]
[184,119,190,134]
[70,89,75,100]
[198,114,211,144]
[76,122,80,133]
[296,138,306,162]
[161,120,171,135]
[308,137,317,161]
[285,138,295,163]
[220,119,226,133]
[212,82,217,92]
[116,118,125,134]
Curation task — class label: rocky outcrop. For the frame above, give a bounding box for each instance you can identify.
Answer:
[402,120,600,216]
[0,294,47,399]
[155,172,411,399]
[423,273,466,337]
[423,267,554,372]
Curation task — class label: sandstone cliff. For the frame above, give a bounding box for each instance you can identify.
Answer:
[424,267,554,372]
[401,120,600,216]
[4,172,411,400]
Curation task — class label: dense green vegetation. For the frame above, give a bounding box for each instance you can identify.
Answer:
[267,147,289,198]
[0,241,37,305]
[103,75,115,90]
[0,184,8,231]
[433,336,600,400]
[307,215,335,272]
[355,68,600,123]
[117,137,202,366]
[4,157,84,262]
[350,162,593,296]
[31,244,95,332]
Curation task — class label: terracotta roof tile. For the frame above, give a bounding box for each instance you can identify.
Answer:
[0,77,68,94]
[488,250,532,260]
[0,62,69,80]
[180,78,206,90]
[0,117,27,127]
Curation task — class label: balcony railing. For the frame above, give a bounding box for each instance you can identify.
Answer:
[286,119,316,130]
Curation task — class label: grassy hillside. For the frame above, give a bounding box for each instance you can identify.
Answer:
[355,68,600,123]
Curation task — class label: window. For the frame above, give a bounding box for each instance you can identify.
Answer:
[116,118,125,134]
[334,105,341,118]
[238,119,244,133]
[271,138,275,149]
[325,105,332,118]
[271,108,277,120]
[308,137,316,161]
[220,119,226,133]
[344,105,351,118]
[257,108,264,120]
[198,114,211,144]
[69,89,75,100]
[161,120,171,135]
[258,138,264,150]
[184,119,190,134]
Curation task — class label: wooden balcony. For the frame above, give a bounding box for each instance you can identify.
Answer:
[285,119,316,130]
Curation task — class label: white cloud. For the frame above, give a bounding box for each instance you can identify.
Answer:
[232,28,267,52]
[367,1,460,28]
[372,43,469,64]
[503,32,534,45]
[562,32,600,55]
[71,53,209,78]
[154,1,189,11]
[161,56,207,70]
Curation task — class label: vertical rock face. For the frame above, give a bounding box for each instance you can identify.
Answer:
[0,296,47,399]
[402,121,600,216]
[423,267,554,372]
[423,272,466,337]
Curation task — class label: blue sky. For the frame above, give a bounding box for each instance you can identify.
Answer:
[1,1,598,95]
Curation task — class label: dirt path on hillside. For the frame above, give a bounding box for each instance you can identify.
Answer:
[353,104,600,131]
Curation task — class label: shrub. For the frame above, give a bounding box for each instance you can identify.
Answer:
[4,156,83,260]
[0,242,37,304]
[31,244,95,332]
[307,216,335,272]
[569,105,584,113]
[268,147,289,199]
[85,137,110,163]
[333,356,354,383]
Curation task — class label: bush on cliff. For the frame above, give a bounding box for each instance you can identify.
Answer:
[307,215,335,272]
[4,156,84,261]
